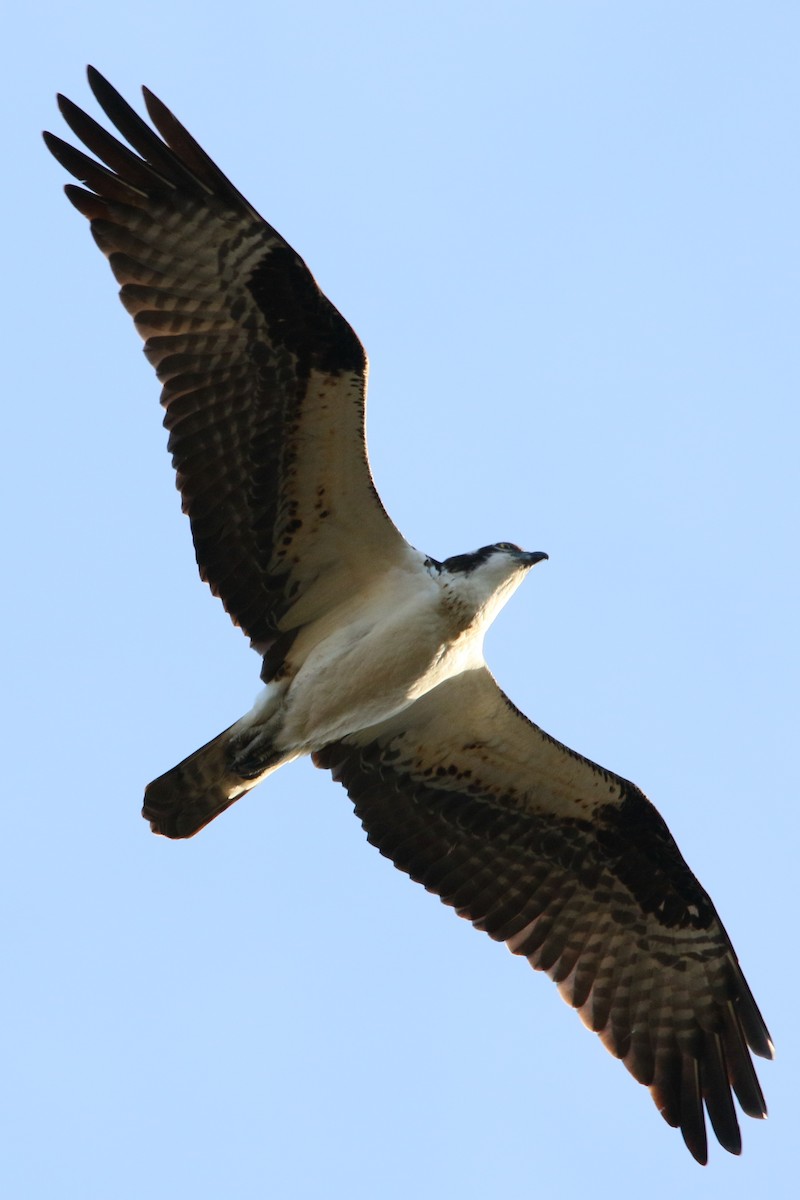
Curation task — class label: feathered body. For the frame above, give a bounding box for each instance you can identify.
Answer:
[147,546,542,837]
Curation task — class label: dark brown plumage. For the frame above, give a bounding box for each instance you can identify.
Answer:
[314,668,771,1164]
[45,67,402,659]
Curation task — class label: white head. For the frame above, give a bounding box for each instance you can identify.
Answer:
[433,541,548,627]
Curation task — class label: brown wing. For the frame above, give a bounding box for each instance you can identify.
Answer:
[44,68,412,660]
[314,666,773,1164]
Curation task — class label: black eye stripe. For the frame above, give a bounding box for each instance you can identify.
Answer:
[441,542,522,573]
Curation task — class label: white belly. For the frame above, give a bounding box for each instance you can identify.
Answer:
[275,569,481,748]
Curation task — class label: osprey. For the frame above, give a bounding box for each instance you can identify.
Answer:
[46,68,772,1165]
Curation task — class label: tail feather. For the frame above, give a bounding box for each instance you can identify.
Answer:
[143,724,280,839]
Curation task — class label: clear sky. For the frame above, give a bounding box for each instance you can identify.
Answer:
[4,2,797,1196]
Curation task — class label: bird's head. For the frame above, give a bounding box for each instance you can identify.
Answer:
[435,542,548,625]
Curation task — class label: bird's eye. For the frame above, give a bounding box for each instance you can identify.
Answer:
[495,541,516,552]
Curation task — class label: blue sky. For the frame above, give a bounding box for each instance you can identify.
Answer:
[4,2,797,1196]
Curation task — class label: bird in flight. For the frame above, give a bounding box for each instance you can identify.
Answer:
[45,68,772,1164]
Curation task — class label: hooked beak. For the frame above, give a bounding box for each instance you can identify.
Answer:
[519,550,549,567]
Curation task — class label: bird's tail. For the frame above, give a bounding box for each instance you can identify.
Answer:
[142,724,285,839]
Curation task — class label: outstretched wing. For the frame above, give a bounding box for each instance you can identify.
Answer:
[45,68,412,660]
[314,667,773,1164]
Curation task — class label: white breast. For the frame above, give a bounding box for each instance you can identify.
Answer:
[277,561,479,747]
